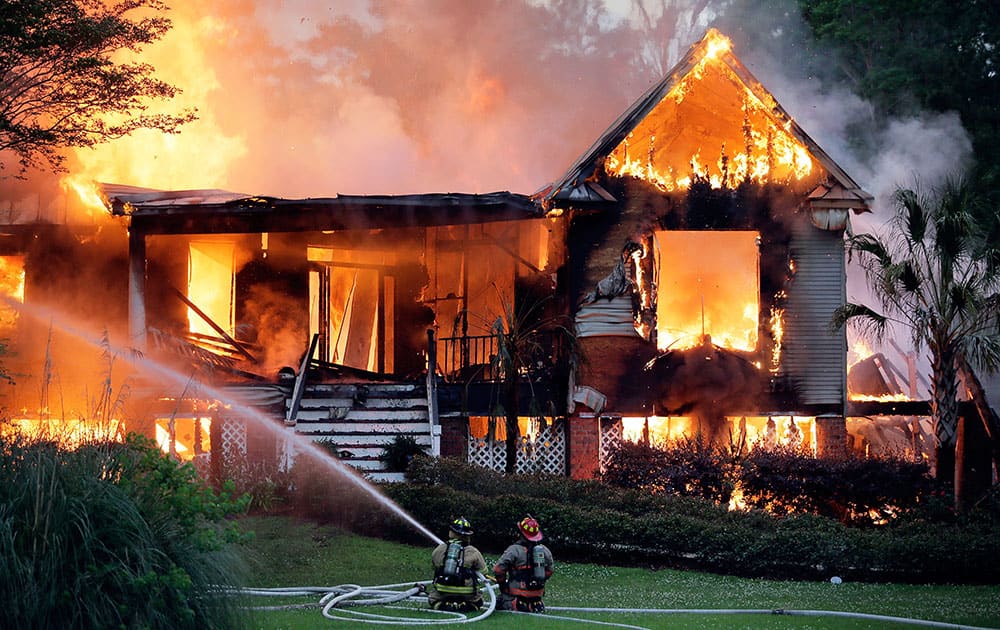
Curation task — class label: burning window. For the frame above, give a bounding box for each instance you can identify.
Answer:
[155,416,211,461]
[188,242,235,337]
[0,256,25,330]
[655,231,759,351]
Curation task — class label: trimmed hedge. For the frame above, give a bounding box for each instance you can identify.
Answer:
[603,441,941,526]
[382,456,1000,584]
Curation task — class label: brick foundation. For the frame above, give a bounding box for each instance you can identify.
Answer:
[568,414,601,479]
[815,414,847,459]
[439,416,468,459]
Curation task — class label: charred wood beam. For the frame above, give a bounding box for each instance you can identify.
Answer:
[956,356,1000,474]
[846,400,932,416]
[122,194,541,236]
[487,237,542,274]
[169,286,258,364]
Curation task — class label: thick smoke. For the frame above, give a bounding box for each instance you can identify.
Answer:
[2,0,975,399]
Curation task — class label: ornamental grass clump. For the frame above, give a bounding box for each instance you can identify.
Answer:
[0,433,249,629]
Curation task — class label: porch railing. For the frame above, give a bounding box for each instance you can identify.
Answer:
[438,331,566,383]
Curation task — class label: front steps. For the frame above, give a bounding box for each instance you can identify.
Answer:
[286,382,431,481]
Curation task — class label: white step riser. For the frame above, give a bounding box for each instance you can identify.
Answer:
[306,384,422,394]
[296,422,429,435]
[295,398,427,410]
[366,472,407,483]
[310,446,391,459]
[292,409,429,422]
[305,434,432,447]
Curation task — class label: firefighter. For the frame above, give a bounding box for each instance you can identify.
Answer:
[493,515,554,613]
[427,516,487,612]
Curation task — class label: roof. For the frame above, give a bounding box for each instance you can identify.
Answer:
[99,185,542,235]
[540,28,872,208]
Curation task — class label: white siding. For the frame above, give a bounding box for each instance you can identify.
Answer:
[782,221,847,406]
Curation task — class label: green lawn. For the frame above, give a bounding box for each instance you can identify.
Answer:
[238,515,1000,630]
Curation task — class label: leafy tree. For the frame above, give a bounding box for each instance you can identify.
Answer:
[0,0,195,174]
[833,179,1000,506]
[798,0,1000,200]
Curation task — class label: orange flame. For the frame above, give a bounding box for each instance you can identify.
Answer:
[655,231,759,352]
[60,175,108,216]
[769,303,784,372]
[63,11,247,195]
[604,31,815,193]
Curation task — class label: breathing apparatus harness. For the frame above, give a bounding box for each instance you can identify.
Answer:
[435,539,475,590]
[432,516,479,599]
[509,541,547,591]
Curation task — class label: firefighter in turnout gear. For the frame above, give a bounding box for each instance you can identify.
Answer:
[427,516,487,612]
[493,515,554,612]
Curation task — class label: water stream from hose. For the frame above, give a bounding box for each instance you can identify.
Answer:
[5,297,443,545]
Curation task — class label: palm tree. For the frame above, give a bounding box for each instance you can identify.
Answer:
[488,283,575,474]
[833,178,1000,505]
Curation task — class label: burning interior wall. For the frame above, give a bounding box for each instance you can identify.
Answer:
[0,225,134,441]
[139,217,558,383]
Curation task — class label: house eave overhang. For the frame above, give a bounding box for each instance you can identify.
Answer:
[101,185,543,235]
[807,182,873,230]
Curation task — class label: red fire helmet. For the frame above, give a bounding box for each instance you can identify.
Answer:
[517,516,543,542]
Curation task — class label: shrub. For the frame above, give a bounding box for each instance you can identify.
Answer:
[380,435,428,472]
[601,438,735,503]
[737,446,939,525]
[601,440,941,526]
[384,456,1000,583]
[0,433,249,629]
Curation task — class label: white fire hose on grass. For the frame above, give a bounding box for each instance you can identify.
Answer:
[237,578,997,629]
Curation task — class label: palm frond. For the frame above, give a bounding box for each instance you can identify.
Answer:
[830,303,887,338]
[961,332,1000,374]
[848,233,894,268]
[894,187,927,244]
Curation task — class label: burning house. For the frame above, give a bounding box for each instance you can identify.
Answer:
[534,28,873,477]
[7,29,934,480]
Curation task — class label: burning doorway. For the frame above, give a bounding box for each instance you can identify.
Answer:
[188,241,235,338]
[308,246,396,373]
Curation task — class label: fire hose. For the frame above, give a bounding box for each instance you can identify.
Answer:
[239,575,639,627]
[236,578,996,629]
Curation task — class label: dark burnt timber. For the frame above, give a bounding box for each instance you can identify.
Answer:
[111,192,542,236]
[847,400,932,417]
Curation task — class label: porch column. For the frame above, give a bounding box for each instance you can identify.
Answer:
[128,227,147,352]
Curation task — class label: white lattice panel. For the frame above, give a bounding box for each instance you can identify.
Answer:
[599,417,623,473]
[219,417,247,457]
[467,434,505,470]
[467,419,565,475]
